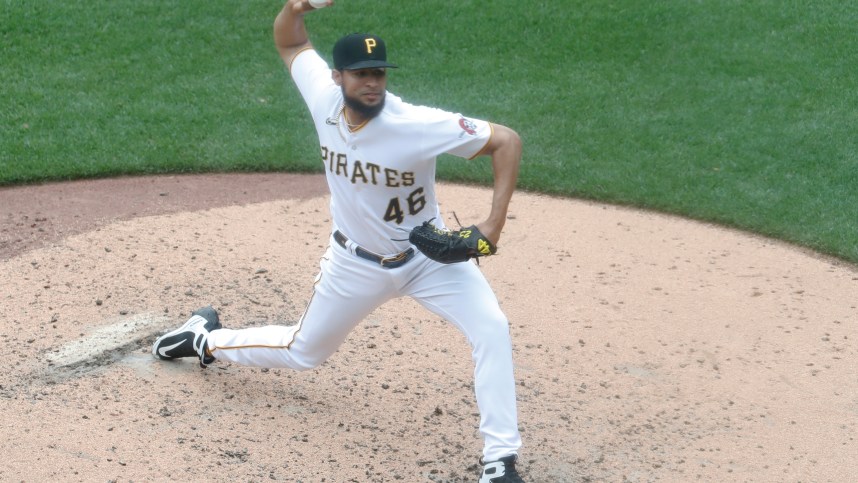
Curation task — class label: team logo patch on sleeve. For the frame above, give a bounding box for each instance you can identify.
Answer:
[458,117,477,136]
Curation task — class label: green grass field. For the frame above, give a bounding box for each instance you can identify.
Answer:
[2,1,857,264]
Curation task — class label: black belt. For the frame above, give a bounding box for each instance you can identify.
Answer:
[333,230,415,269]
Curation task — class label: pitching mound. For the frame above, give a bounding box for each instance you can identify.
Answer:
[0,173,855,481]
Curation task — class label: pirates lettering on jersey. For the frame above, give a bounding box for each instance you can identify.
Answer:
[321,146,415,188]
[320,145,426,224]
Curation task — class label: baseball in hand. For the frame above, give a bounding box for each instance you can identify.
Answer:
[309,0,330,8]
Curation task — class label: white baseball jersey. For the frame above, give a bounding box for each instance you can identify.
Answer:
[290,48,492,255]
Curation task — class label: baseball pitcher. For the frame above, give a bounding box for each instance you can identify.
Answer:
[152,1,525,481]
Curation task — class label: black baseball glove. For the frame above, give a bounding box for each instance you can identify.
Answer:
[409,221,497,264]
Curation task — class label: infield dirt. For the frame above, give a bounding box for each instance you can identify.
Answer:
[1,173,855,481]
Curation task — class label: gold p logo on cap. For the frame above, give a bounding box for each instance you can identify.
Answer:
[333,33,397,70]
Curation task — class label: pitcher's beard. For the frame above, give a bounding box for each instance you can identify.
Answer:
[343,90,385,119]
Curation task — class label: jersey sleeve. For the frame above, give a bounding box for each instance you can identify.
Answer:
[417,107,493,160]
[289,48,337,121]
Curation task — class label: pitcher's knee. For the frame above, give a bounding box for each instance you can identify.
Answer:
[287,350,331,371]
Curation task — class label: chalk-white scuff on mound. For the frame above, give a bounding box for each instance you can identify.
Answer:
[46,312,169,368]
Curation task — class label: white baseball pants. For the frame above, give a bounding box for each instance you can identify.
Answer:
[207,234,522,460]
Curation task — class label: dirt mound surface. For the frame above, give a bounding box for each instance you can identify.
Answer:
[1,174,855,481]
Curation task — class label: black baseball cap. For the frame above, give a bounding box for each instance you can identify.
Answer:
[333,33,398,70]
